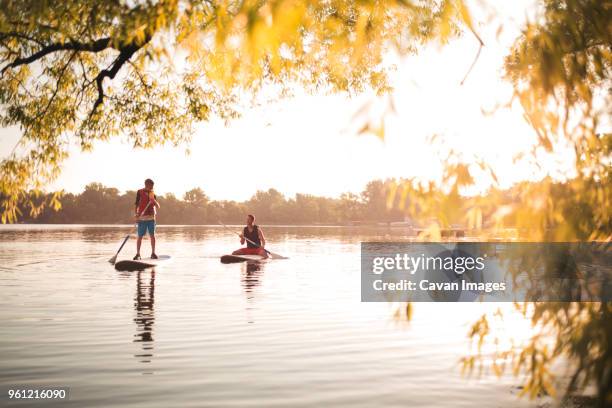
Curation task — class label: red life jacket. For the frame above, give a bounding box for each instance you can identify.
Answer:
[137,189,155,216]
[243,225,261,248]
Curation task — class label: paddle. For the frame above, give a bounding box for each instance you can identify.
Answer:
[109,197,153,265]
[219,221,288,260]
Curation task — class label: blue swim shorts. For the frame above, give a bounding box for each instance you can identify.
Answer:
[137,220,156,237]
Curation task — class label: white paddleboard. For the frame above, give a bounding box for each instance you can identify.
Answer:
[115,255,171,270]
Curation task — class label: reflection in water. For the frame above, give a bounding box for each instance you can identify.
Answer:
[241,262,264,324]
[242,262,264,294]
[134,270,156,370]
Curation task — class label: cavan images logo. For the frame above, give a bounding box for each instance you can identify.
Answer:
[362,243,511,302]
[361,242,611,302]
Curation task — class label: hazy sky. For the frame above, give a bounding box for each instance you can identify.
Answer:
[2,0,572,201]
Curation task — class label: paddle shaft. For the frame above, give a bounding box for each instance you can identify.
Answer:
[113,234,131,258]
[230,226,269,254]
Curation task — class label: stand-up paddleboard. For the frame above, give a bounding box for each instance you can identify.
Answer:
[115,255,171,271]
[220,254,267,264]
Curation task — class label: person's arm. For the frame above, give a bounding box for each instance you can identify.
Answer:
[258,228,266,248]
[240,228,246,245]
[152,194,160,209]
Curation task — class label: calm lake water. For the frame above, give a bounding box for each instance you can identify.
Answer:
[0,225,549,407]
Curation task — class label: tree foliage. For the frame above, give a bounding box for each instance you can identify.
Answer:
[505,0,610,158]
[389,1,611,405]
[0,0,473,223]
[487,9,610,405]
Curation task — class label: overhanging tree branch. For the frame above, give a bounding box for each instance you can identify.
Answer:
[460,26,485,86]
[0,37,112,74]
[1,28,153,118]
[89,39,150,117]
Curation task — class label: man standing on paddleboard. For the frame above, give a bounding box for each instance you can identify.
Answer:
[134,178,160,260]
[232,214,267,258]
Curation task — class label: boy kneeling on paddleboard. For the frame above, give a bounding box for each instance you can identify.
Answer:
[134,178,160,260]
[232,214,268,258]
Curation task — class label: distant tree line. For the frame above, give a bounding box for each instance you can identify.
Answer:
[9,180,404,225]
[7,178,553,227]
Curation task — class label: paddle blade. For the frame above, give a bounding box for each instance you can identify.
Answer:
[109,234,131,265]
[268,251,288,260]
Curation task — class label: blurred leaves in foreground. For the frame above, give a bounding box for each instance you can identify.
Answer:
[390,1,610,405]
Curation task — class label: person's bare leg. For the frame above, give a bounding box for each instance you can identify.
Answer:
[150,235,156,257]
[136,236,143,256]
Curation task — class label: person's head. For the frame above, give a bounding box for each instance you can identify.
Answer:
[246,214,255,226]
[144,178,154,190]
